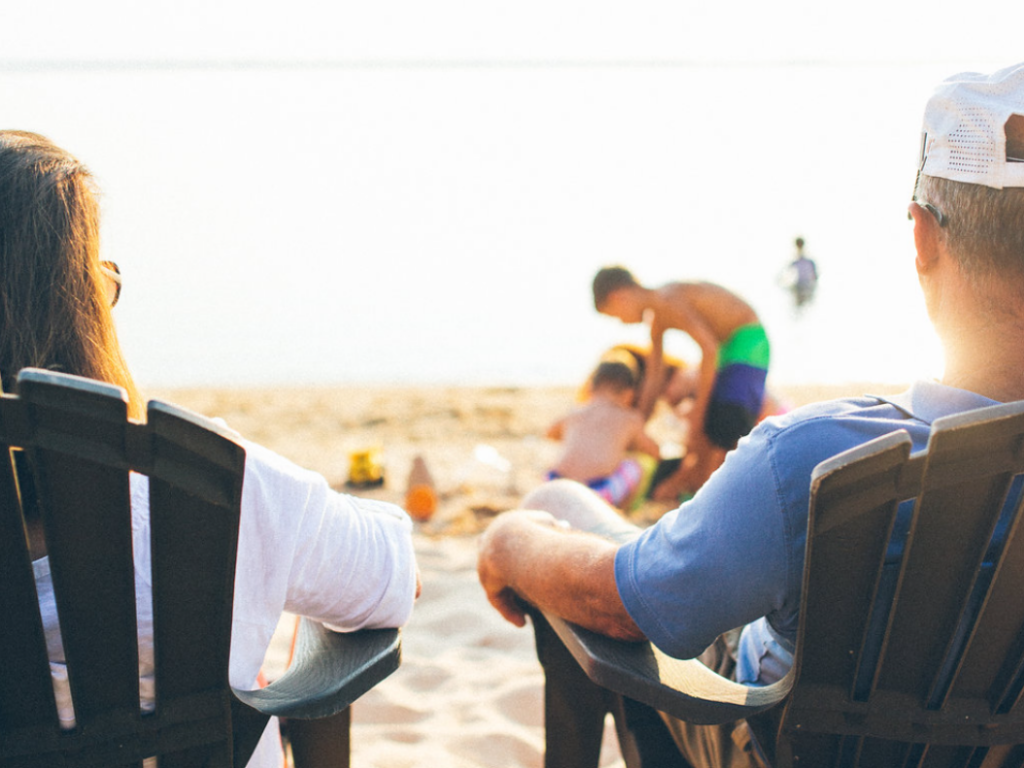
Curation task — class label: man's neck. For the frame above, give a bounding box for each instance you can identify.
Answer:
[940,315,1024,403]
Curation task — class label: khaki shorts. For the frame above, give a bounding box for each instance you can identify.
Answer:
[658,632,773,768]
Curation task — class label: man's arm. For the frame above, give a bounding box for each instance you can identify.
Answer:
[477,511,645,641]
[680,317,720,444]
[650,308,720,501]
[635,322,666,419]
[546,416,566,441]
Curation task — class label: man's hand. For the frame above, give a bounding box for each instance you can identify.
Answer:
[651,475,688,503]
[476,508,645,641]
[477,511,562,627]
[685,426,711,462]
[651,448,703,503]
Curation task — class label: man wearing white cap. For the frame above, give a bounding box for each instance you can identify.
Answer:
[477,62,1024,768]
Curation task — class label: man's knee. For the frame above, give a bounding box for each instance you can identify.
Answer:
[521,479,637,538]
[521,478,594,514]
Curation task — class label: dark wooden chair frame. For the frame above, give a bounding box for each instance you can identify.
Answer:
[0,369,400,768]
[542,399,1024,767]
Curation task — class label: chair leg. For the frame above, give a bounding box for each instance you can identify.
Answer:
[532,611,618,768]
[610,695,644,768]
[616,697,694,768]
[532,610,693,768]
[286,708,352,768]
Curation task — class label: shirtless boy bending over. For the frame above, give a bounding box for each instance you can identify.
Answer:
[546,361,660,509]
[592,266,770,500]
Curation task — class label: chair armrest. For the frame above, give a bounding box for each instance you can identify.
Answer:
[543,611,792,725]
[233,619,401,720]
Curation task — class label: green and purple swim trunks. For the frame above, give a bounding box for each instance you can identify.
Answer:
[705,323,770,449]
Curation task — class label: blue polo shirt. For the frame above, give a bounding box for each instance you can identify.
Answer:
[614,380,998,686]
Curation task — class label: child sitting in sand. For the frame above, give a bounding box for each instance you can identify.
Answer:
[546,361,660,508]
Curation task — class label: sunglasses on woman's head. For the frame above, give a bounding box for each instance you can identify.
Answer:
[100,261,121,307]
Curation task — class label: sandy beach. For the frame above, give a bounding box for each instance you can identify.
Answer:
[149,381,907,767]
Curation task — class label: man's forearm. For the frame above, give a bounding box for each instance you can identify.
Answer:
[477,512,645,641]
[637,327,665,418]
[689,355,718,437]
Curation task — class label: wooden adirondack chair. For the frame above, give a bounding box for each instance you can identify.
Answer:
[541,399,1024,767]
[0,369,401,768]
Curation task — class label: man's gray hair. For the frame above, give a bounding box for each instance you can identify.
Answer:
[915,174,1024,281]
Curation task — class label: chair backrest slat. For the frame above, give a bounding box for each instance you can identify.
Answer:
[792,431,913,698]
[912,409,1024,715]
[0,444,60,732]
[996,744,1024,768]
[875,470,1015,707]
[148,401,243,708]
[19,375,142,727]
[947,478,1024,714]
[34,452,140,724]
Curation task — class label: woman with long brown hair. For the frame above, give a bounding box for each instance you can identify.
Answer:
[0,131,140,413]
[0,130,419,768]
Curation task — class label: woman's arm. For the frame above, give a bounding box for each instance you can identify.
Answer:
[236,441,418,633]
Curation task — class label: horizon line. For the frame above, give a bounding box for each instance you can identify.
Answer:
[0,56,994,74]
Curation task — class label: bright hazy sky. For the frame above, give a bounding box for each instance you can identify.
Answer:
[0,0,1018,65]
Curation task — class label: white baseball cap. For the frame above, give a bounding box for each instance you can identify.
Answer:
[918,62,1024,189]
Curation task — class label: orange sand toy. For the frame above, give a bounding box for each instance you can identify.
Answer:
[405,455,438,521]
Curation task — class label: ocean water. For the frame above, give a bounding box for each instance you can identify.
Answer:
[1,60,993,388]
